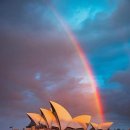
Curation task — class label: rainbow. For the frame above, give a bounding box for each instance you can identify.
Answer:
[47,3,104,122]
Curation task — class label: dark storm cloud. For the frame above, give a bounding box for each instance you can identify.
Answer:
[0,0,55,32]
[100,69,130,128]
[107,69,130,111]
[78,0,130,50]
[111,0,130,28]
[111,70,130,87]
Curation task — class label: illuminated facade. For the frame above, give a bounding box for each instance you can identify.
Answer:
[25,101,113,130]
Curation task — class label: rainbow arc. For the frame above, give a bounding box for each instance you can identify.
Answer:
[47,3,104,123]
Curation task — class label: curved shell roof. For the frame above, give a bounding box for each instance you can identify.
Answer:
[98,122,113,130]
[40,108,59,128]
[26,101,114,130]
[27,113,46,126]
[91,122,113,130]
[73,115,91,129]
[91,123,98,129]
[67,121,83,129]
[50,101,72,130]
[73,115,91,124]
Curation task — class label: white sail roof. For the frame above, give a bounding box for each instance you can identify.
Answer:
[91,122,113,130]
[73,115,91,124]
[40,108,59,128]
[98,122,113,130]
[50,101,72,130]
[73,115,91,129]
[27,113,46,126]
[91,123,98,130]
[67,120,83,129]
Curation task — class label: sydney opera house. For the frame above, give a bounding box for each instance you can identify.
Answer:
[25,101,113,130]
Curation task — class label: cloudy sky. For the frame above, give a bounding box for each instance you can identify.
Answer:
[0,0,130,129]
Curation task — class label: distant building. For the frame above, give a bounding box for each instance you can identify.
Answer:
[25,101,113,130]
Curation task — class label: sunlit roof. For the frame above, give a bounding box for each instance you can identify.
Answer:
[91,122,113,130]
[27,113,46,126]
[26,101,114,130]
[40,108,59,128]
[50,101,72,130]
[73,115,91,129]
